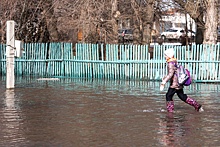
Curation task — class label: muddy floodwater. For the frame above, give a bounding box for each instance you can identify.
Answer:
[0,77,220,147]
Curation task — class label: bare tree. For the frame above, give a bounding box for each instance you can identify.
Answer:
[111,0,119,44]
[1,0,218,45]
[0,0,59,43]
[173,0,218,44]
[0,0,18,43]
[54,0,115,43]
[0,0,161,45]
[42,0,59,42]
[127,0,156,44]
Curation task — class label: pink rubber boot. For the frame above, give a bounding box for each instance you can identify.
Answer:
[186,97,202,111]
[167,101,174,112]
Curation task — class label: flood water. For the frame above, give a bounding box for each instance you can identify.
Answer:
[0,77,220,147]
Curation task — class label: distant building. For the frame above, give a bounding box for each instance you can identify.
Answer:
[160,9,196,33]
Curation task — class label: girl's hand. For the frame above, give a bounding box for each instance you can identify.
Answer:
[160,84,164,91]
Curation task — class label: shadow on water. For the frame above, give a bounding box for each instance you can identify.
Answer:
[0,77,220,147]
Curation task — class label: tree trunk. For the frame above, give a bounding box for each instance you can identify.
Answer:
[203,0,218,44]
[131,0,141,44]
[43,0,59,42]
[111,0,118,44]
[142,23,152,44]
[141,1,154,45]
[195,17,205,45]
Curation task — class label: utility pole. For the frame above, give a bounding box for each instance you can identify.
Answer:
[6,20,15,89]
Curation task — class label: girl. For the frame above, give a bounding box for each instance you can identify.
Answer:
[160,48,203,112]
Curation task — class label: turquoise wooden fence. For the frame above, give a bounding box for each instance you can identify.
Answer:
[0,43,220,82]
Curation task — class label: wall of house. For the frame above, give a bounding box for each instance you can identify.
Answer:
[160,12,196,32]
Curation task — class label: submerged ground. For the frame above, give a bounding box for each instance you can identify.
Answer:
[0,77,219,146]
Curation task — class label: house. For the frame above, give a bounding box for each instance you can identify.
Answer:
[160,9,196,33]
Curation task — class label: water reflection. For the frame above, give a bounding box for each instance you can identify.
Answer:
[1,89,25,146]
[0,77,219,146]
[158,113,186,147]
[5,89,16,109]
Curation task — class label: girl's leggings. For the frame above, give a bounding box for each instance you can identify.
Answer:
[166,87,187,102]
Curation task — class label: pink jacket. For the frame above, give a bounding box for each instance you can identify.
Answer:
[162,60,183,89]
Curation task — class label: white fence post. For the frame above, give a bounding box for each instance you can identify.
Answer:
[6,20,15,89]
